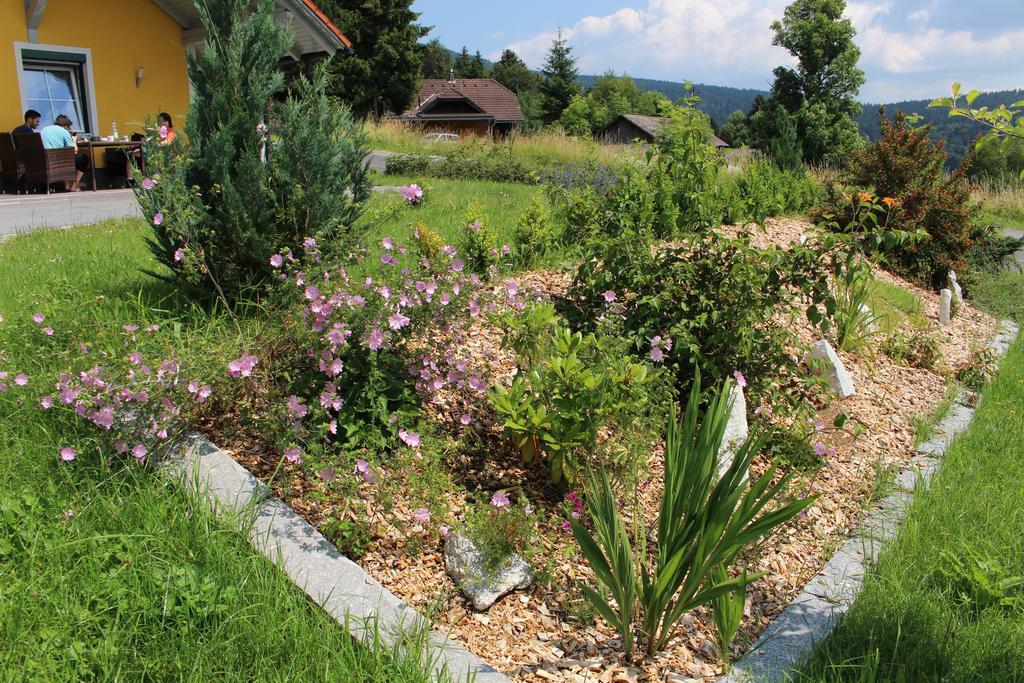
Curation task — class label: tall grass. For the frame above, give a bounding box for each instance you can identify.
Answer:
[366,118,636,166]
[971,178,1024,227]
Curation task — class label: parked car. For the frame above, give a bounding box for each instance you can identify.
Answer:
[422,132,460,142]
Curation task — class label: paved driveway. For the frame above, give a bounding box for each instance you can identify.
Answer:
[1005,228,1024,271]
[0,190,141,238]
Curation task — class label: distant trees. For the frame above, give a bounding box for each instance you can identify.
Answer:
[453,47,489,78]
[540,31,582,124]
[421,38,452,79]
[492,50,540,95]
[318,0,428,117]
[558,72,672,136]
[718,110,749,147]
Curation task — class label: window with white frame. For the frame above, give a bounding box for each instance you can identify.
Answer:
[16,46,94,135]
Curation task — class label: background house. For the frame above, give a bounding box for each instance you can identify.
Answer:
[1,0,348,142]
[399,78,525,139]
[599,113,729,148]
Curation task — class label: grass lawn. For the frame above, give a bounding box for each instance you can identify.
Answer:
[0,220,439,681]
[797,273,1024,681]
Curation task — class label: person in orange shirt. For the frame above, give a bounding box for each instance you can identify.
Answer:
[157,112,176,145]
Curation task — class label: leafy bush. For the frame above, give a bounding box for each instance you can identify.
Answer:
[384,147,539,184]
[513,195,557,268]
[847,111,977,287]
[137,0,370,301]
[734,156,822,223]
[571,375,814,657]
[882,328,943,370]
[459,202,499,275]
[488,310,661,485]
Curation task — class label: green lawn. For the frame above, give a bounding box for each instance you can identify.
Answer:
[0,220,439,681]
[797,273,1024,681]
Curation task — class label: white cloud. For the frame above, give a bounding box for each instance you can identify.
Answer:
[499,0,1023,101]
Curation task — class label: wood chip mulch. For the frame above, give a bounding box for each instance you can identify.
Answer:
[215,217,998,682]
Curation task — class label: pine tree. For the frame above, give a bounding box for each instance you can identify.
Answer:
[421,38,452,79]
[140,0,369,301]
[452,47,473,77]
[492,49,539,94]
[318,0,428,117]
[454,48,488,78]
[540,30,581,124]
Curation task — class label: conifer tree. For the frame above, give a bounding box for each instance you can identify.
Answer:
[318,0,428,117]
[540,30,581,124]
[421,38,452,78]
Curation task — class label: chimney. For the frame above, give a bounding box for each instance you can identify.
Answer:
[448,68,455,83]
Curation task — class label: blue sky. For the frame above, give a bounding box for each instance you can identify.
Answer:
[411,0,1024,102]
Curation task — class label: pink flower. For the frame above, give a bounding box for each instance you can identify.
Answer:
[40,395,53,409]
[380,253,397,266]
[382,237,394,250]
[131,444,148,461]
[158,124,169,140]
[284,446,302,463]
[439,525,450,538]
[490,491,510,508]
[227,354,259,378]
[141,177,157,190]
[197,385,212,402]
[152,212,164,226]
[401,184,423,204]
[754,404,764,416]
[270,253,284,268]
[43,326,54,336]
[505,280,519,297]
[398,430,421,448]
[367,326,385,351]
[814,442,827,457]
[129,352,143,365]
[649,336,672,363]
[60,447,76,461]
[32,312,44,324]
[467,220,482,232]
[602,291,617,303]
[451,258,464,272]
[827,446,838,457]
[560,520,572,532]
[286,395,308,418]
[173,248,185,262]
[413,508,430,524]
[460,413,472,426]
[733,370,747,389]
[388,311,411,330]
[14,374,28,386]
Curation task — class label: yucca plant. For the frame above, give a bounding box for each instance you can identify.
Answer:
[571,372,815,657]
[834,271,883,352]
[711,563,747,664]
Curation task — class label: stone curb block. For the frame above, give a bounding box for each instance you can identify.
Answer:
[162,435,509,683]
[721,320,1019,683]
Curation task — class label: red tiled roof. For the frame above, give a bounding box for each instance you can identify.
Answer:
[301,0,351,49]
[404,79,525,123]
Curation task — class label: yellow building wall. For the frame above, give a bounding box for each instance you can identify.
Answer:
[2,0,190,140]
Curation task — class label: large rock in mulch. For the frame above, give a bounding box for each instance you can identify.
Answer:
[718,384,748,478]
[806,340,855,398]
[444,533,532,612]
[939,288,953,326]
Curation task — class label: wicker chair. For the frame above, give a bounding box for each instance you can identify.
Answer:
[0,133,25,194]
[17,133,76,192]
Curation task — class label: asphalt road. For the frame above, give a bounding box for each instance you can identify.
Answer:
[0,189,141,238]
[1006,227,1024,271]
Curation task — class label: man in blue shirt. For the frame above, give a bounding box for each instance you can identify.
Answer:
[40,114,89,191]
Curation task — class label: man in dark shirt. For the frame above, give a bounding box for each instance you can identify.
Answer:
[12,109,42,143]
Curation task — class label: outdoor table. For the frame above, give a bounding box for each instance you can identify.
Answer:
[77,139,145,192]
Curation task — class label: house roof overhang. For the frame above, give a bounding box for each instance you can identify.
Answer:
[151,0,351,57]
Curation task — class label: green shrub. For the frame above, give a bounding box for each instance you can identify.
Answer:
[882,329,943,370]
[460,201,498,275]
[137,0,369,301]
[384,147,540,185]
[734,156,822,222]
[513,195,556,268]
[847,111,977,288]
[571,375,814,657]
[383,154,431,175]
[488,312,660,485]
[834,272,883,352]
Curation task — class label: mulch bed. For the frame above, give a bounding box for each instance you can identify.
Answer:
[215,217,997,682]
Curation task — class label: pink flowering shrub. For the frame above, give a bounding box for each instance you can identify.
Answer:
[264,231,517,461]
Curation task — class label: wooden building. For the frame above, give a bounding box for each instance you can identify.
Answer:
[599,113,729,148]
[399,78,525,139]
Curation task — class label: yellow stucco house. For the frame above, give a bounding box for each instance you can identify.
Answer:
[2,0,350,141]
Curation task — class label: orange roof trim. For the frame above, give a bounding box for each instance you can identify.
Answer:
[302,0,352,49]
